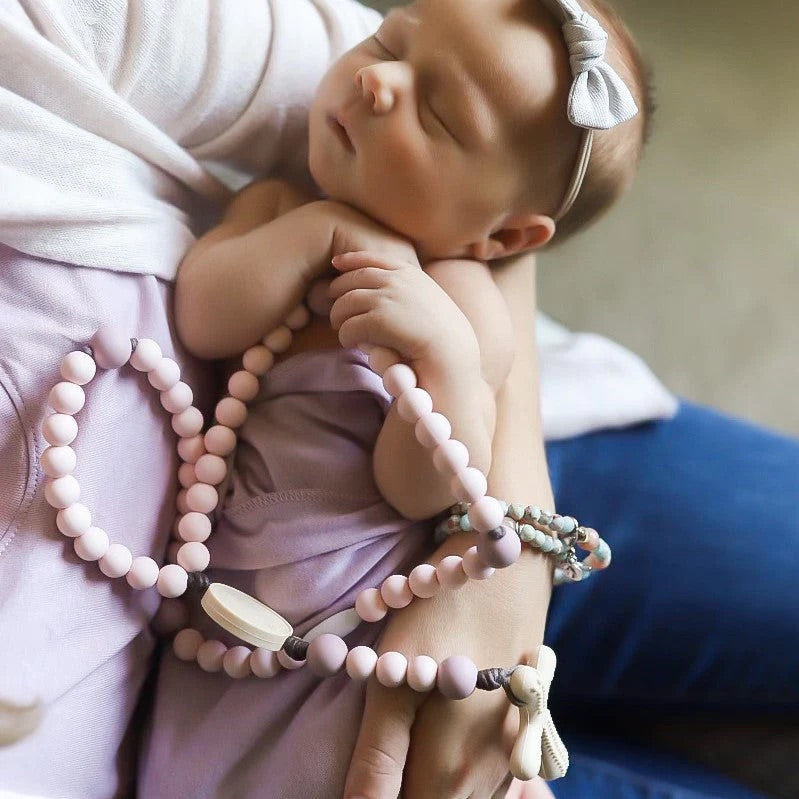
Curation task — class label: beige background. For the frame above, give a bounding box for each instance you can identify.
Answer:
[365,0,799,436]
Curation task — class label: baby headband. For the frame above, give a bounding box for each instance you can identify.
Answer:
[542,0,639,221]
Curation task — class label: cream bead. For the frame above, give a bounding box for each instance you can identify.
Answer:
[396,387,434,423]
[48,382,85,415]
[449,467,488,504]
[129,338,162,372]
[376,652,407,688]
[60,350,96,385]
[407,655,438,692]
[99,543,133,578]
[44,475,80,509]
[432,439,470,476]
[40,446,76,478]
[56,503,92,537]
[42,413,78,446]
[74,526,109,561]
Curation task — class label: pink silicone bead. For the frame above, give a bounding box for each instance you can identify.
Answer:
[41,446,76,478]
[215,397,247,428]
[262,325,293,353]
[129,338,162,372]
[437,655,478,700]
[376,651,407,688]
[176,434,206,464]
[126,556,160,590]
[99,543,133,578]
[285,304,310,330]
[346,646,378,681]
[276,650,305,670]
[204,425,237,457]
[166,541,181,564]
[172,406,204,438]
[178,512,212,543]
[74,526,109,561]
[382,363,417,397]
[242,345,275,376]
[307,634,349,678]
[355,588,388,622]
[173,628,204,661]
[396,387,434,424]
[228,370,260,402]
[467,496,506,535]
[407,655,439,692]
[60,350,96,385]
[306,279,334,316]
[161,381,193,414]
[462,546,495,581]
[449,467,488,504]
[176,489,191,515]
[432,439,470,476]
[580,528,600,551]
[414,412,452,449]
[148,357,181,391]
[367,346,400,376]
[197,640,228,672]
[151,598,190,635]
[194,454,227,486]
[186,483,219,514]
[223,646,253,679]
[44,475,81,509]
[380,575,414,609]
[156,564,189,598]
[90,325,132,369]
[408,563,441,598]
[56,503,92,537]
[177,541,210,573]
[42,414,78,446]
[250,648,282,678]
[178,463,198,489]
[48,382,85,415]
[585,551,611,570]
[436,555,469,590]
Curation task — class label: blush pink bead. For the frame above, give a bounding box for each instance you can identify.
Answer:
[176,489,191,515]
[223,646,253,679]
[56,503,91,537]
[151,598,189,635]
[215,397,247,428]
[436,555,468,590]
[42,413,78,446]
[177,541,210,573]
[99,543,133,578]
[376,651,407,688]
[177,462,198,489]
[414,412,452,449]
[381,363,416,397]
[156,564,189,598]
[186,483,219,514]
[437,655,478,700]
[407,655,439,692]
[408,563,440,598]
[126,556,160,590]
[432,439,470,476]
[90,325,131,369]
[41,446,76,478]
[194,454,227,486]
[173,628,204,661]
[355,588,388,622]
[307,634,349,677]
[580,528,601,551]
[178,512,212,543]
[48,382,85,415]
[172,406,204,438]
[250,648,282,678]
[346,646,378,681]
[276,650,305,670]
[44,475,81,509]
[242,345,275,375]
[147,357,181,391]
[367,346,400,376]
[129,338,162,372]
[74,526,109,561]
[585,551,611,570]
[285,304,311,330]
[462,546,495,581]
[60,350,96,385]
[197,640,228,672]
[396,387,434,423]
[449,467,488,504]
[306,279,334,316]
[177,434,206,464]
[166,541,181,564]
[467,496,505,535]
[228,370,260,402]
[204,425,237,456]
[263,325,293,353]
[380,575,413,609]
[161,381,193,414]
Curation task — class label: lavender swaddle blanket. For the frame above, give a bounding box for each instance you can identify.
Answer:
[139,347,432,798]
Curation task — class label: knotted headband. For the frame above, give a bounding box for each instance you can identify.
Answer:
[542,0,639,220]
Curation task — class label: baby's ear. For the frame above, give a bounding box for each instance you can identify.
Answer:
[469,214,555,260]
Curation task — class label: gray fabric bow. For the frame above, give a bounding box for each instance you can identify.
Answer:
[543,0,638,130]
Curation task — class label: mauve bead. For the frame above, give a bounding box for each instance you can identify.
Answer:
[99,543,133,578]
[126,556,160,590]
[177,434,206,464]
[276,649,305,670]
[178,512,212,543]
[129,338,162,372]
[56,503,91,537]
[196,640,227,672]
[436,555,468,590]
[285,304,311,330]
[42,413,78,446]
[432,439,469,476]
[172,406,204,438]
[307,634,349,677]
[382,363,416,397]
[462,546,495,581]
[74,526,109,561]
[414,412,451,449]
[44,475,81,509]
[376,651,407,688]
[250,648,281,678]
[148,357,181,391]
[173,628,204,661]
[263,325,293,353]
[194,454,227,486]
[215,397,247,428]
[60,350,96,385]
[355,588,388,622]
[41,446,76,478]
[346,646,378,681]
[48,382,85,415]
[228,370,260,402]
[186,482,219,514]
[204,425,238,457]
[223,646,253,679]
[90,325,131,369]
[396,387,434,424]
[437,655,478,700]
[151,597,189,635]
[177,541,210,573]
[408,563,440,598]
[407,655,438,692]
[306,279,334,316]
[242,345,274,375]
[477,523,522,569]
[367,347,400,376]
[161,381,193,414]
[449,467,487,504]
[156,564,189,598]
[467,496,505,535]
[380,575,413,609]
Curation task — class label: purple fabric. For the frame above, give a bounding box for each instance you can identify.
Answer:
[139,347,433,799]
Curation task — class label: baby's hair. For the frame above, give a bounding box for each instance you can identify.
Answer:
[548,0,655,245]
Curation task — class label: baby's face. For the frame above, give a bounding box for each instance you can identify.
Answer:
[308,0,575,260]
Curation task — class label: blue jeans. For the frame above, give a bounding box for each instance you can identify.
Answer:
[543,400,799,798]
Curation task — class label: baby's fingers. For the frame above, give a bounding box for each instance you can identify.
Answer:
[329,289,377,331]
[332,250,419,273]
[328,266,390,300]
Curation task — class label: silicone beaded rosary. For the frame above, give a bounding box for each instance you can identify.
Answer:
[40,282,611,781]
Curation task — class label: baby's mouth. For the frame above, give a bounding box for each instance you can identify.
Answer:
[327,113,355,153]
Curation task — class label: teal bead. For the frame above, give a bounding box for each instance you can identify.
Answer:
[524,505,541,522]
[508,503,525,522]
[538,511,553,526]
[553,516,576,534]
[532,529,546,547]
[519,524,535,542]
[500,500,509,515]
[595,540,611,561]
[459,515,472,532]
[540,537,553,553]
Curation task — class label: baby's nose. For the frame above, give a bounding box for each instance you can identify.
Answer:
[355,66,395,114]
